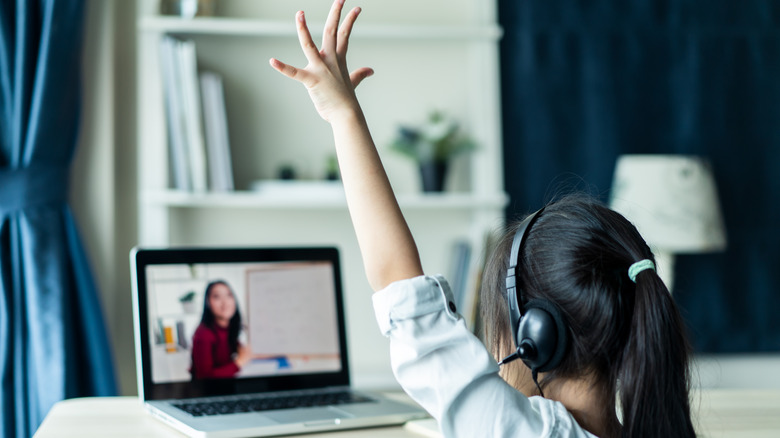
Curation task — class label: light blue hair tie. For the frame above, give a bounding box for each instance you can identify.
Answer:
[628,259,655,283]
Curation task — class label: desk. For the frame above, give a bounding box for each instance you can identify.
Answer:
[692,389,780,437]
[34,390,780,437]
[33,395,433,438]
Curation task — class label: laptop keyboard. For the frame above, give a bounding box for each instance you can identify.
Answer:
[173,390,376,416]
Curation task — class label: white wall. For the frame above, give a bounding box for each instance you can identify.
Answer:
[72,0,116,336]
[72,0,139,396]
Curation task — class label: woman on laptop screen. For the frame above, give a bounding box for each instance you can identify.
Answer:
[190,280,251,379]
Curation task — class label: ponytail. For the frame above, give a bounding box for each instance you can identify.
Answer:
[618,268,695,438]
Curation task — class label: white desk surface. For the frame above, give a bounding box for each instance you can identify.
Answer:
[33,393,433,438]
[692,389,780,437]
[34,389,780,437]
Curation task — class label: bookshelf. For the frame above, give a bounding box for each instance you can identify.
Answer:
[136,0,506,388]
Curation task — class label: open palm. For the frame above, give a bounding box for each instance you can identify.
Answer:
[269,0,373,123]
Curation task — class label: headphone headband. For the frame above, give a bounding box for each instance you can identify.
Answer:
[506,208,546,313]
[502,206,568,376]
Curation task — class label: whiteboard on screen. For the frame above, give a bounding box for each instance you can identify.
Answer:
[246,263,340,356]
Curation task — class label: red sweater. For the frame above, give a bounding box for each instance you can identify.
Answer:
[190,323,240,379]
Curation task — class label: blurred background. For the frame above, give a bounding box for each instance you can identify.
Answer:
[499,1,779,356]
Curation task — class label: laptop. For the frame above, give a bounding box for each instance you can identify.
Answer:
[131,246,428,437]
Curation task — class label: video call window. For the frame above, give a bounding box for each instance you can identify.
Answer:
[144,261,341,384]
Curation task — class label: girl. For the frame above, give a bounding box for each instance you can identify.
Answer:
[270,1,695,436]
[190,280,251,379]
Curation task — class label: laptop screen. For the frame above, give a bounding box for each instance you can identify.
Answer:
[132,247,350,401]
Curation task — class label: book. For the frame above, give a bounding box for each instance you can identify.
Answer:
[177,38,208,192]
[164,325,177,353]
[448,240,472,313]
[176,320,188,349]
[200,72,234,191]
[159,36,209,192]
[159,36,191,191]
[453,230,500,334]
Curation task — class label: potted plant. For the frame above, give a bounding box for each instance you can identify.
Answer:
[389,111,475,192]
[179,291,197,314]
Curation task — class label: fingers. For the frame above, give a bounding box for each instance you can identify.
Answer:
[295,11,321,65]
[336,7,361,58]
[272,3,369,90]
[321,0,346,54]
[296,1,360,65]
[269,58,313,85]
[350,67,374,88]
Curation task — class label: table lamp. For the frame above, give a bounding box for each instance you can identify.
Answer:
[609,155,727,291]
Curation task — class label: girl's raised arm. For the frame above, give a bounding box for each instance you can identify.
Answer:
[269,0,423,291]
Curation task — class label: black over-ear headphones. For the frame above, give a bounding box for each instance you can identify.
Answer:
[500,208,568,375]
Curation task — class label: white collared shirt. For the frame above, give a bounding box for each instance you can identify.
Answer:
[373,275,597,438]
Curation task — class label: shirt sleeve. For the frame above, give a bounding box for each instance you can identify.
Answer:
[373,275,589,438]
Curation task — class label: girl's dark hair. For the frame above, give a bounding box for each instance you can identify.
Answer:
[481,194,695,438]
[201,280,242,354]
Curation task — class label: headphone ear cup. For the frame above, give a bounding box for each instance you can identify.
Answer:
[516,299,568,373]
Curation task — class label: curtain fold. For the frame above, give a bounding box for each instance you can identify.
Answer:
[0,1,117,437]
[499,0,780,352]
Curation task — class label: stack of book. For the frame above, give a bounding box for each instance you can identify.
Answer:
[448,231,498,335]
[160,36,234,192]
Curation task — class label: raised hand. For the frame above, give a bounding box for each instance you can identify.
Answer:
[269,1,423,291]
[269,0,373,123]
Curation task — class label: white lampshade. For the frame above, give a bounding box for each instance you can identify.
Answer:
[610,155,727,291]
[610,155,727,253]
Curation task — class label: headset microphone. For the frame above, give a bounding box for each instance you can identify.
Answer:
[498,352,519,366]
[502,208,569,381]
[498,339,535,366]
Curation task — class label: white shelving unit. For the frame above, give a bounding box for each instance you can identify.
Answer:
[136,0,506,388]
[139,16,502,40]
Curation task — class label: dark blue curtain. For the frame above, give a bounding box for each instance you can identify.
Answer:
[0,1,117,437]
[499,0,780,352]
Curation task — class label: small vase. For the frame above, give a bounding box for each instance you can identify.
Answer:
[419,161,448,193]
[161,0,216,18]
[181,300,196,314]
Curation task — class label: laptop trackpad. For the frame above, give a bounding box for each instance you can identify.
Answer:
[265,407,350,424]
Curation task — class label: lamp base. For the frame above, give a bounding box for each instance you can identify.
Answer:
[653,250,675,293]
